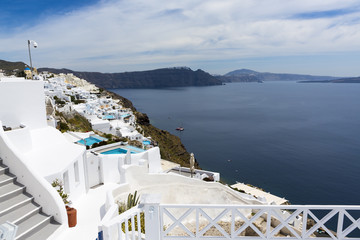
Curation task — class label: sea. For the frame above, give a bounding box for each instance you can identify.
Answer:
[112,81,360,205]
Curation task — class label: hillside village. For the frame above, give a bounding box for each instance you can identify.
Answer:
[43,72,147,147]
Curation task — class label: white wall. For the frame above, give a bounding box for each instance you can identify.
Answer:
[0,121,67,224]
[100,154,123,184]
[0,79,47,129]
[4,127,33,153]
[90,147,162,185]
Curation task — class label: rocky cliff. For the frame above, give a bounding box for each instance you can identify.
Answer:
[38,67,222,89]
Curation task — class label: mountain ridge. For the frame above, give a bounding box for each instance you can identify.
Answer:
[38,67,222,89]
[1,59,359,86]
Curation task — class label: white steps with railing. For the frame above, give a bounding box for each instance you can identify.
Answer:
[0,158,61,239]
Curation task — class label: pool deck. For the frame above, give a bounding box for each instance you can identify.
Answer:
[231,182,288,205]
[161,159,180,172]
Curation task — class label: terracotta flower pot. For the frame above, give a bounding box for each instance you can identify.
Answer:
[66,206,77,227]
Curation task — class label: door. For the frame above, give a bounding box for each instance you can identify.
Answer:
[87,153,101,187]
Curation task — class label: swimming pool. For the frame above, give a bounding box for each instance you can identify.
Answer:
[102,115,115,120]
[101,148,133,154]
[121,114,130,118]
[143,140,151,145]
[101,146,145,154]
[77,135,106,146]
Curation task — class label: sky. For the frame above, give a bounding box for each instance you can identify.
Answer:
[1,0,360,76]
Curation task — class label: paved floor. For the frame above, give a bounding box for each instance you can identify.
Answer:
[57,182,119,240]
[161,159,180,172]
[231,182,288,205]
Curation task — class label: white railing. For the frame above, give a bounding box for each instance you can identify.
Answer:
[157,205,360,239]
[102,205,144,240]
[102,194,360,240]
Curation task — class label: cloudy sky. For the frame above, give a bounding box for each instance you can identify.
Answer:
[1,0,360,76]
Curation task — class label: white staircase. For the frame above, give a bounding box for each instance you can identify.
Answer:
[0,158,61,240]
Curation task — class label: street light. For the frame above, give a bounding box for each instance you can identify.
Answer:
[27,40,38,77]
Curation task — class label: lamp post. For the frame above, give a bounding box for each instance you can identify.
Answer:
[27,40,38,77]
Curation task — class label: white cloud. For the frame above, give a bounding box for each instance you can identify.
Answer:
[1,0,360,75]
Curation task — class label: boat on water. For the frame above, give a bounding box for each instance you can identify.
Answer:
[176,127,184,131]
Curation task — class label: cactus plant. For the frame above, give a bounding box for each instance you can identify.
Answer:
[126,191,140,210]
[118,191,140,214]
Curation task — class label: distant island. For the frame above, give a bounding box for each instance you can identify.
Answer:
[217,69,342,82]
[38,67,222,89]
[299,77,360,83]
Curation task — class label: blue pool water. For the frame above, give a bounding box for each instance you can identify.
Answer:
[102,115,115,120]
[77,136,105,146]
[125,146,145,153]
[101,146,145,154]
[101,148,133,154]
[143,140,151,145]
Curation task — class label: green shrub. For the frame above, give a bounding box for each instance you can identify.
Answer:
[51,179,70,204]
[74,99,85,104]
[59,122,70,132]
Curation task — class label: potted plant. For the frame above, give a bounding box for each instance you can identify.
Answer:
[52,179,77,227]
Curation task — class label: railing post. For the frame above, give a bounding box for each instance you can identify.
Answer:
[141,194,161,240]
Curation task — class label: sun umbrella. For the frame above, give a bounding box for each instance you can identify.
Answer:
[190,153,195,178]
[125,149,132,165]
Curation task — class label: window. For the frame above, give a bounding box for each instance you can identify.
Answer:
[63,171,70,193]
[74,161,80,183]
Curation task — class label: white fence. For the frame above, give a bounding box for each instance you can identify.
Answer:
[157,205,360,240]
[102,205,144,240]
[101,195,360,240]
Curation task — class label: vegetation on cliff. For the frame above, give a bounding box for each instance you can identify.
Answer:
[135,112,198,168]
[0,60,27,77]
[55,111,92,133]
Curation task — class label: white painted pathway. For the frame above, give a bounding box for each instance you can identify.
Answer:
[58,183,119,239]
[231,182,288,205]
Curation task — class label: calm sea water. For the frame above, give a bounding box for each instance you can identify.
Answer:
[112,82,360,205]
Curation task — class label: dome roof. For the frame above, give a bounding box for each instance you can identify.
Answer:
[24,67,31,70]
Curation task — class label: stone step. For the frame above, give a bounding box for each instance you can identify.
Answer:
[21,220,62,240]
[0,172,16,187]
[0,193,33,216]
[0,159,61,239]
[0,201,41,225]
[15,212,52,240]
[0,163,9,175]
[0,182,25,202]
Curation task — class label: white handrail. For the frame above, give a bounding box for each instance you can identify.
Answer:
[102,205,144,240]
[101,198,360,239]
[158,204,360,239]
